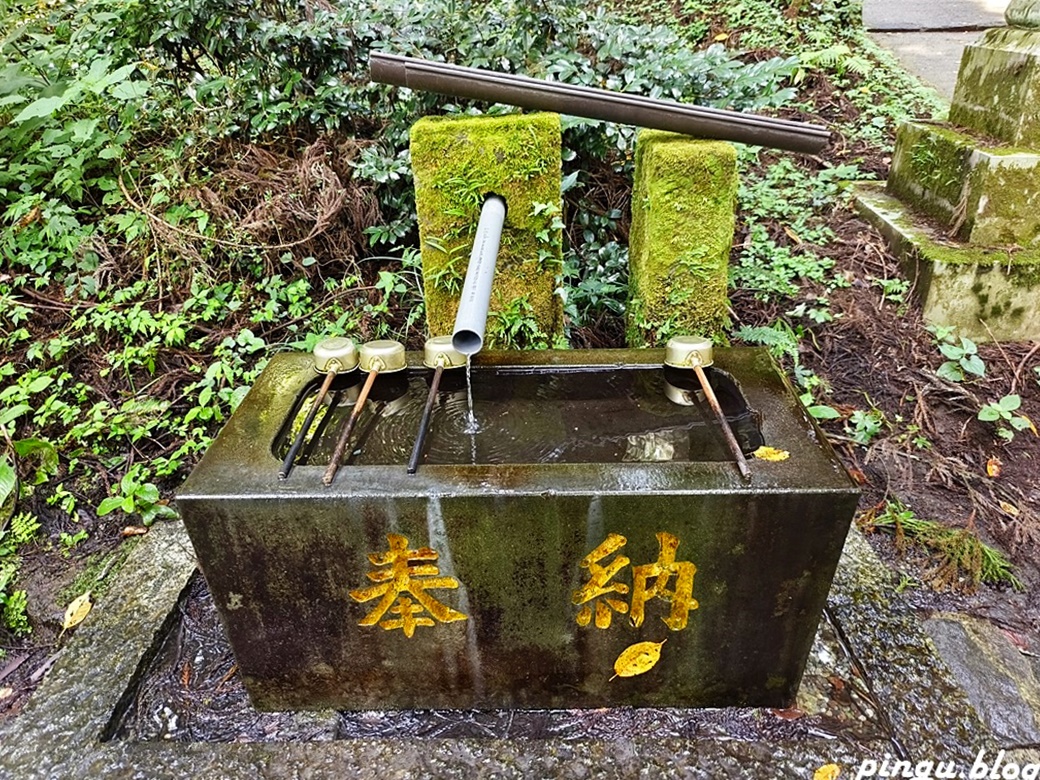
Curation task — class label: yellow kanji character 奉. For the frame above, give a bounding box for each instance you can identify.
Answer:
[572,532,631,629]
[350,533,467,638]
[630,531,698,631]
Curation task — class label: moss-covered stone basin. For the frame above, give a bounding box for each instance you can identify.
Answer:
[177,348,858,711]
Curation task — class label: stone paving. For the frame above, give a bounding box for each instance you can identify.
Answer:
[865,0,1010,100]
[864,0,1011,99]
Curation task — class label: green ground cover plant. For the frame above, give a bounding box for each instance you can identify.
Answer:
[861,501,1022,591]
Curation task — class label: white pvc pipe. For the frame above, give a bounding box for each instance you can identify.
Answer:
[452,195,507,356]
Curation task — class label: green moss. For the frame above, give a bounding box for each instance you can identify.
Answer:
[887,122,972,224]
[57,541,137,606]
[854,181,1040,340]
[410,112,564,347]
[627,131,737,347]
[950,28,1040,146]
[967,159,1040,246]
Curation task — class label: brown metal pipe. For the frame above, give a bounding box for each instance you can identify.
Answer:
[369,52,831,155]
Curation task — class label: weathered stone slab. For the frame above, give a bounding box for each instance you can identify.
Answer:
[887,121,1040,247]
[176,348,857,711]
[950,27,1040,146]
[923,613,1040,746]
[855,182,1040,341]
[627,132,737,347]
[827,532,989,762]
[410,113,564,347]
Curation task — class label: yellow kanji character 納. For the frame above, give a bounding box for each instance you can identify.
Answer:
[572,532,630,629]
[630,531,698,630]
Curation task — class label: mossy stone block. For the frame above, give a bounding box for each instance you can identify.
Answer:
[627,131,737,347]
[410,113,564,347]
[950,27,1040,146]
[855,182,1040,341]
[888,121,1040,247]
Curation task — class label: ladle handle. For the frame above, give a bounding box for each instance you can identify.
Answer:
[692,364,751,480]
[322,369,379,485]
[279,368,337,479]
[407,365,445,475]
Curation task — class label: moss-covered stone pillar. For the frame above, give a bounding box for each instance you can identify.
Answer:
[410,113,564,348]
[626,131,737,347]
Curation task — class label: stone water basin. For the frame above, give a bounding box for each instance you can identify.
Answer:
[176,348,857,711]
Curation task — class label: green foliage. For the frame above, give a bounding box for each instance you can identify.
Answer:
[59,529,89,557]
[871,276,910,306]
[863,501,1022,592]
[488,296,550,350]
[845,408,886,445]
[0,511,39,636]
[97,466,178,527]
[928,326,985,382]
[978,394,1036,442]
[731,158,864,301]
[732,321,801,361]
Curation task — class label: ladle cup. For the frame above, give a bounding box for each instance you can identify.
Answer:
[407,336,467,474]
[279,337,358,479]
[322,340,406,485]
[665,336,751,480]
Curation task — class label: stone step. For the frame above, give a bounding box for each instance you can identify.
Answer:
[924,613,1040,747]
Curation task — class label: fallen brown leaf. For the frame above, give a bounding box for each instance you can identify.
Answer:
[986,457,1002,478]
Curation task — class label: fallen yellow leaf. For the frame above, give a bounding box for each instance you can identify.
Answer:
[0,686,13,700]
[999,500,1020,517]
[62,591,92,633]
[753,446,790,462]
[986,457,1002,478]
[814,765,842,780]
[1024,414,1038,436]
[611,640,666,680]
[713,32,730,42]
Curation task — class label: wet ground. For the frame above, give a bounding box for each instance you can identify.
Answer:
[117,574,887,747]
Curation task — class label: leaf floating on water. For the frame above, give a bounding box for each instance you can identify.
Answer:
[611,640,665,680]
[813,764,842,780]
[61,592,92,633]
[753,446,790,462]
[771,706,805,721]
